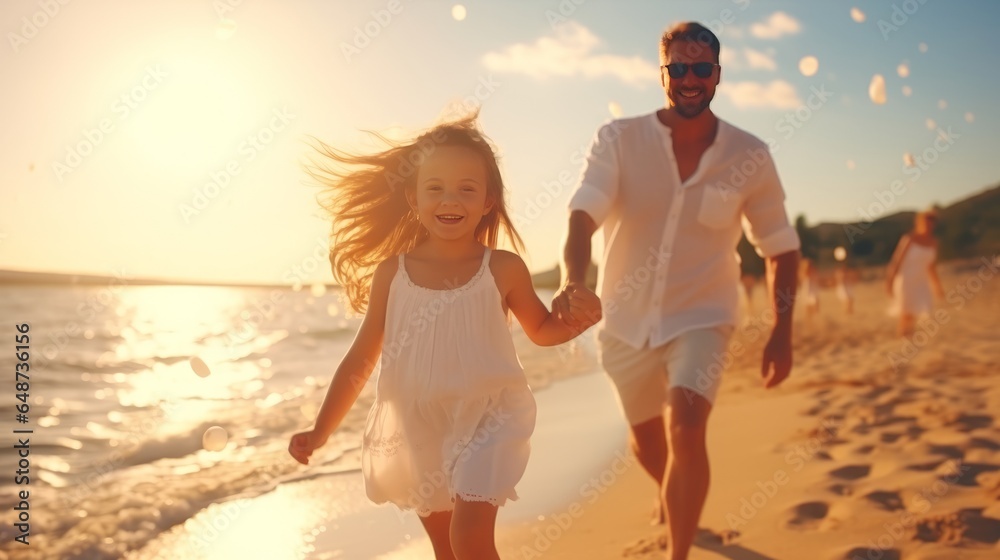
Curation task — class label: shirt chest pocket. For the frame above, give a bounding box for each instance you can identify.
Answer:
[696,184,742,229]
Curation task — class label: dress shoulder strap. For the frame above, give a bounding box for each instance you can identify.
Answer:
[480,247,492,271]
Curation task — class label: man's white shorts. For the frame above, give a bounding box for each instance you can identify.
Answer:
[598,326,735,425]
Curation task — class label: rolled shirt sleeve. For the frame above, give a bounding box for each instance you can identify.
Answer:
[741,149,801,258]
[568,121,620,227]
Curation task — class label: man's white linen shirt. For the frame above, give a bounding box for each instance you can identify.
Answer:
[569,112,801,349]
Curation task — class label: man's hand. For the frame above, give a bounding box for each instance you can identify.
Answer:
[552,282,600,331]
[761,327,792,388]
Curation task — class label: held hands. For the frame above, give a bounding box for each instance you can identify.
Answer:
[552,282,602,333]
[288,430,327,465]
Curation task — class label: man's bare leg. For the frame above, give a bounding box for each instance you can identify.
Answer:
[663,388,712,560]
[629,415,668,524]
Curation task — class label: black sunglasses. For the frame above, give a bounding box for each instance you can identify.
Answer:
[661,62,720,79]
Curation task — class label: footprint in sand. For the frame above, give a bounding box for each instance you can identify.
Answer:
[827,483,853,496]
[948,462,1000,487]
[976,471,1000,497]
[863,490,904,512]
[840,547,901,560]
[969,437,1000,451]
[910,508,1000,546]
[879,431,904,444]
[829,464,871,481]
[927,443,966,460]
[908,461,949,475]
[783,501,829,530]
[954,413,995,432]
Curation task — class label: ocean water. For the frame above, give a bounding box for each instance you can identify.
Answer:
[0,282,594,559]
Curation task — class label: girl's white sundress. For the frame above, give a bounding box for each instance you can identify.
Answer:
[362,248,537,515]
[890,241,936,317]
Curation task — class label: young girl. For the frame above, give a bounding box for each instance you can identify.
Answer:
[288,114,601,560]
[885,209,945,336]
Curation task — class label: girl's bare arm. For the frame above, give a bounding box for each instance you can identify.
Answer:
[309,259,396,444]
[494,250,601,347]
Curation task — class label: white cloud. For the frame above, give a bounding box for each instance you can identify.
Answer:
[750,11,802,39]
[744,48,777,70]
[718,48,776,72]
[481,22,659,88]
[719,48,741,70]
[717,80,802,110]
[721,25,746,40]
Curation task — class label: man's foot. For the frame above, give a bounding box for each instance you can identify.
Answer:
[622,532,668,556]
[651,498,666,525]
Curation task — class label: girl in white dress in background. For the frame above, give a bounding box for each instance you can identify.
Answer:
[885,210,945,336]
[288,114,601,560]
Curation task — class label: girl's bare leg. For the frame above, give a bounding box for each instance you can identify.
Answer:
[450,497,500,560]
[419,510,456,560]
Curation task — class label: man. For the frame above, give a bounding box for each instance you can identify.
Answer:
[553,22,800,560]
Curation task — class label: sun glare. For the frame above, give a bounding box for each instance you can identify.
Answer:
[119,51,259,173]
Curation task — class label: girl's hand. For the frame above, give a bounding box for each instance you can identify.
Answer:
[289,430,326,465]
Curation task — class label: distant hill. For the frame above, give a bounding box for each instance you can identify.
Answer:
[787,182,1000,271]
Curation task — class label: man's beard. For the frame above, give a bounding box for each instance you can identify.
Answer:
[670,89,714,118]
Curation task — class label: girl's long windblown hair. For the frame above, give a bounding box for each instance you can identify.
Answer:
[305,112,524,313]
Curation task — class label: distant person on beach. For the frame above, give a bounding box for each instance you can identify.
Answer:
[835,265,857,315]
[739,273,756,315]
[553,22,800,560]
[799,258,820,318]
[885,209,945,336]
[288,114,601,560]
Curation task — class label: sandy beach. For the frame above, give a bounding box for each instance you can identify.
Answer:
[24,259,994,560]
[495,258,1000,560]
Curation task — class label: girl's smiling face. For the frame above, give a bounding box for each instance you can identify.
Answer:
[409,145,494,242]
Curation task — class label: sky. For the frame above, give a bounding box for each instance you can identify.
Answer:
[2,0,999,285]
